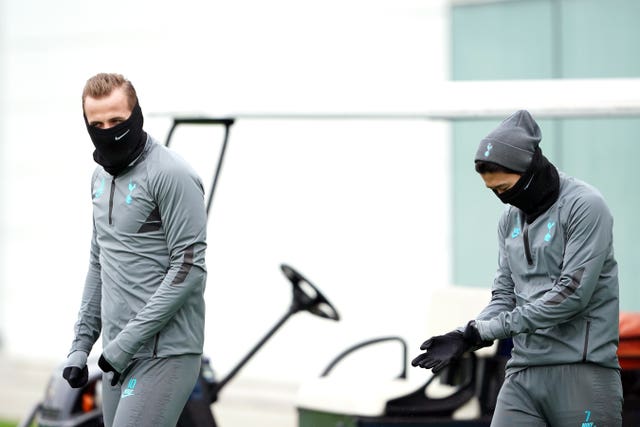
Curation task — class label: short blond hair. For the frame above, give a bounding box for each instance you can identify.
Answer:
[82,73,138,111]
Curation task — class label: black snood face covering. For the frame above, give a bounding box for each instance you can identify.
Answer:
[85,102,146,176]
[496,147,560,224]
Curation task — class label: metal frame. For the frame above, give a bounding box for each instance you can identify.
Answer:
[164,117,235,216]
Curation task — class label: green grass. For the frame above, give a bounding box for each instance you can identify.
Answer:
[0,420,34,427]
[1,418,38,427]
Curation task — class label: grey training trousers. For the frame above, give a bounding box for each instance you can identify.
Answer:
[101,354,201,427]
[491,363,622,427]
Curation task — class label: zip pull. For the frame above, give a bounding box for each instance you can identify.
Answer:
[522,215,533,266]
[109,177,116,225]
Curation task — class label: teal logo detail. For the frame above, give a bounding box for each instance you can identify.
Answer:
[93,177,105,199]
[484,142,493,157]
[121,378,137,399]
[126,179,137,205]
[581,410,595,427]
[544,221,556,242]
[511,227,521,239]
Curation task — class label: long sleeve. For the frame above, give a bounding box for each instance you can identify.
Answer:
[474,210,518,323]
[69,222,103,355]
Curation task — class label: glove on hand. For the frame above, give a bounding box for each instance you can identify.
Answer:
[62,350,89,388]
[411,330,468,374]
[411,320,493,374]
[98,354,121,386]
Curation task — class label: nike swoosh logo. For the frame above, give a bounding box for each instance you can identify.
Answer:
[115,129,130,141]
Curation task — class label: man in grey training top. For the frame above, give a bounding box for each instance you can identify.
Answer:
[412,110,622,426]
[62,73,208,427]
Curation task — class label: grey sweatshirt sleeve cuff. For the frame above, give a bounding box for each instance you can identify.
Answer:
[102,340,135,373]
[65,350,89,368]
[475,318,510,341]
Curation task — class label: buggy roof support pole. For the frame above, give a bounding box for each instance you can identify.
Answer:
[163,117,236,217]
[164,117,235,147]
[206,120,233,216]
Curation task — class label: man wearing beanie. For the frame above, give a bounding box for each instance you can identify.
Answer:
[412,110,622,426]
[61,73,208,426]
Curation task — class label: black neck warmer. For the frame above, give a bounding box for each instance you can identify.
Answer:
[496,147,560,224]
[85,102,146,176]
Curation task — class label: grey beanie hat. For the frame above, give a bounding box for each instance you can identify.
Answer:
[474,110,541,173]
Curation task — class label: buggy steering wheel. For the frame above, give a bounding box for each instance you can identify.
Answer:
[280,264,340,321]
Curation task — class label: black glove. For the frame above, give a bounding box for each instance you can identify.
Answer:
[411,320,493,374]
[98,354,121,386]
[411,330,468,374]
[63,366,88,388]
[62,351,89,388]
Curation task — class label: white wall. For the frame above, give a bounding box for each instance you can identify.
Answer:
[0,0,451,395]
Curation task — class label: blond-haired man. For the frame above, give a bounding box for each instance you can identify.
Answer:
[63,73,208,427]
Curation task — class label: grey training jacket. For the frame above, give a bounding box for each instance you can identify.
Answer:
[475,172,620,375]
[69,135,207,373]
